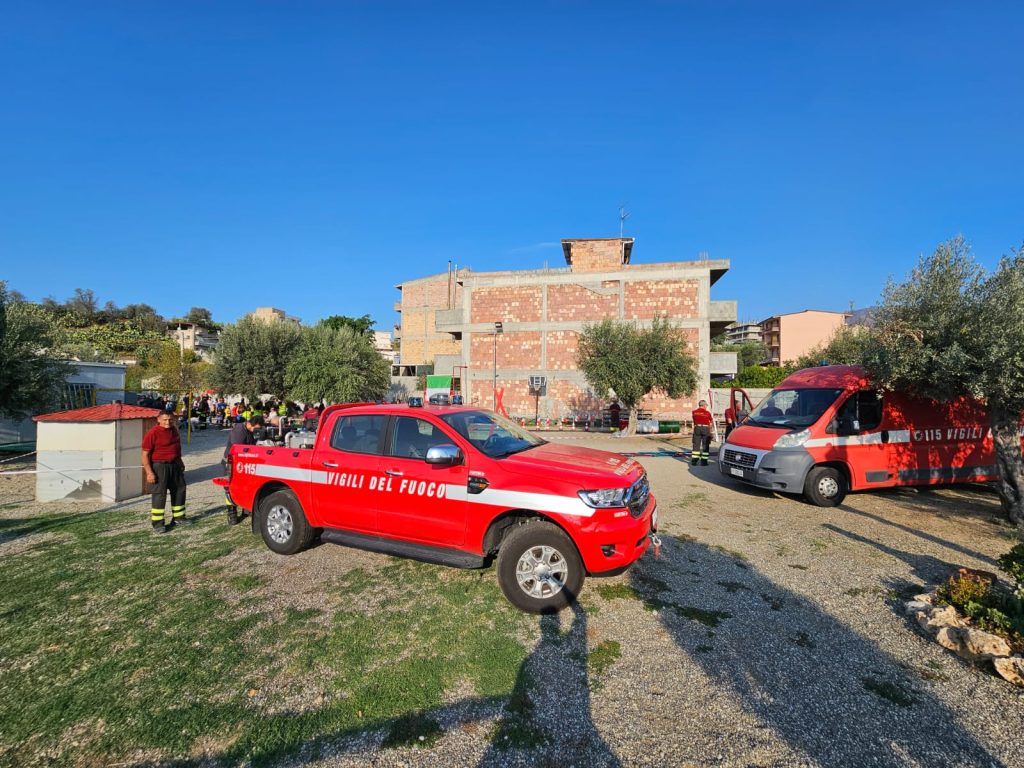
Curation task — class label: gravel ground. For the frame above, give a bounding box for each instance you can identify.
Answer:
[2,428,1022,767]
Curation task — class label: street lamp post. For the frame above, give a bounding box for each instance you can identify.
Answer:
[492,321,503,410]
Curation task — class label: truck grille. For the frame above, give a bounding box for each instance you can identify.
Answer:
[626,474,650,519]
[723,449,757,468]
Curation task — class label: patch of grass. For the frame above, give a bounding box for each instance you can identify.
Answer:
[760,593,784,611]
[229,573,264,592]
[862,676,916,707]
[670,605,731,627]
[844,585,883,598]
[674,491,709,509]
[492,674,546,749]
[596,583,637,601]
[0,506,533,767]
[673,532,697,544]
[788,563,809,571]
[588,640,621,677]
[716,580,749,593]
[382,711,444,749]
[694,644,714,654]
[791,631,816,649]
[810,538,831,552]
[634,571,671,595]
[711,545,748,561]
[935,570,1024,651]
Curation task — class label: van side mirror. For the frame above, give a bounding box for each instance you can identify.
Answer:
[425,444,462,466]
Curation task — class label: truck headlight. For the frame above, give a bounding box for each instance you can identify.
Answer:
[578,488,628,508]
[774,428,811,449]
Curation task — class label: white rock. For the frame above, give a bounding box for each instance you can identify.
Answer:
[905,600,933,616]
[936,625,966,654]
[993,656,1024,687]
[962,628,1011,660]
[927,605,964,629]
[915,611,938,635]
[913,593,935,604]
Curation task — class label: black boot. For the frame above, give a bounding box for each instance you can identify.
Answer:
[691,457,698,466]
[152,520,170,534]
[700,458,709,466]
[227,506,240,526]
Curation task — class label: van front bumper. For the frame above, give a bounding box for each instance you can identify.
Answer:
[719,446,814,493]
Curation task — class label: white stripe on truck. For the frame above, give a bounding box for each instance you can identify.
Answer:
[804,430,910,448]
[249,464,596,517]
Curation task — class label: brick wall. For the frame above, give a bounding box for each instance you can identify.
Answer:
[546,330,579,370]
[566,240,626,272]
[397,274,462,365]
[623,279,699,320]
[469,286,542,324]
[469,331,541,369]
[547,283,618,321]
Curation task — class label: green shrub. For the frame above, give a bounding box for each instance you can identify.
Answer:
[998,544,1024,596]
[936,570,1024,652]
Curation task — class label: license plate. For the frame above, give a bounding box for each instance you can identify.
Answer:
[730,467,744,478]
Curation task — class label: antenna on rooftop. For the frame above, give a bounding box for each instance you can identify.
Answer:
[619,205,630,238]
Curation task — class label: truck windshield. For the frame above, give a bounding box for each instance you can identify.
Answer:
[747,388,843,429]
[440,410,546,458]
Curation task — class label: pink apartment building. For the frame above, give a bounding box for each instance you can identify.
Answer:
[760,310,849,366]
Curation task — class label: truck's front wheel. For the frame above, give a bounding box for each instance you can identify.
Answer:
[496,520,583,613]
[804,466,847,507]
[259,489,315,555]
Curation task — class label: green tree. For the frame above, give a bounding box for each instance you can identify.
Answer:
[209,316,302,401]
[322,314,375,337]
[577,317,697,434]
[713,364,794,389]
[285,323,391,404]
[0,282,73,418]
[863,237,1024,535]
[150,342,210,394]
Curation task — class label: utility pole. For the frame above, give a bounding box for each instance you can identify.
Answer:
[493,321,503,410]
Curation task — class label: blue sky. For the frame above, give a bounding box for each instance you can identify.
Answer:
[1,1,1021,328]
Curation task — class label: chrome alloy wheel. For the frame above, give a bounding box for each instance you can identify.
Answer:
[266,505,294,544]
[817,475,840,499]
[515,545,569,599]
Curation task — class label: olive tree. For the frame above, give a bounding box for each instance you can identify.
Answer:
[577,317,698,435]
[863,237,1024,536]
[209,316,302,401]
[285,323,391,404]
[0,282,72,418]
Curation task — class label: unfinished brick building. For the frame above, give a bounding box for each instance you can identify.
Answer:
[394,238,737,420]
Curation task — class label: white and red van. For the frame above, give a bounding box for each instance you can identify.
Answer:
[719,365,1022,506]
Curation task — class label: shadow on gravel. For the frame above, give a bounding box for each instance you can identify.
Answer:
[837,504,998,566]
[184,461,224,485]
[823,524,967,585]
[631,534,1007,767]
[116,604,618,767]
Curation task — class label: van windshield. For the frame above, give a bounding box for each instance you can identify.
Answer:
[746,388,843,429]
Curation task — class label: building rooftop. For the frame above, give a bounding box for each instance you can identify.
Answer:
[34,404,163,423]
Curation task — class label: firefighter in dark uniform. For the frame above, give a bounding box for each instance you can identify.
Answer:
[691,399,713,466]
[142,411,187,533]
[223,415,264,525]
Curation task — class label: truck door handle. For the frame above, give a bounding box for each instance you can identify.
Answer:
[385,469,404,477]
[322,461,338,468]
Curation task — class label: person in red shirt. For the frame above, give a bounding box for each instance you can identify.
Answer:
[691,399,714,466]
[142,411,187,533]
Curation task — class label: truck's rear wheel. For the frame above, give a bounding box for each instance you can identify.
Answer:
[259,489,315,555]
[496,520,583,614]
[804,466,846,507]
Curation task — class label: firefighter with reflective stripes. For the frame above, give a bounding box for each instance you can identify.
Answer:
[142,411,188,533]
[691,400,713,466]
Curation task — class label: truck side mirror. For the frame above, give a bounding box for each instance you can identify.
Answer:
[425,444,463,466]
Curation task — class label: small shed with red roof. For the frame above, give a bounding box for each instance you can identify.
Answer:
[33,404,163,502]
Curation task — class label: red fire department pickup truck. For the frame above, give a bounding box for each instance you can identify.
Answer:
[215,402,657,613]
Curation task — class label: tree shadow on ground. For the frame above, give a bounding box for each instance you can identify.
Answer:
[630,534,1010,767]
[822,523,968,586]
[116,603,618,767]
[837,504,998,566]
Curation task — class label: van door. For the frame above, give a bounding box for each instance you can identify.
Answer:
[829,390,888,489]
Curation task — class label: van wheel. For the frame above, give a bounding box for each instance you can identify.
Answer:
[259,489,315,555]
[804,466,846,507]
[496,521,584,614]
